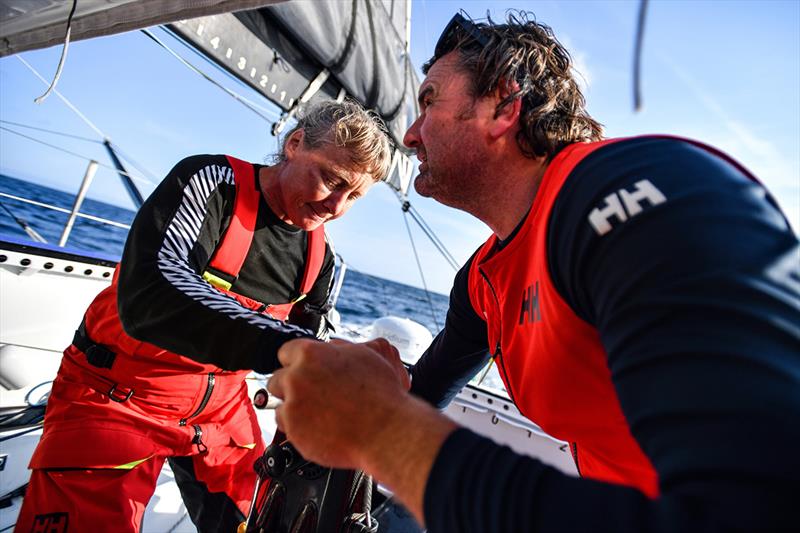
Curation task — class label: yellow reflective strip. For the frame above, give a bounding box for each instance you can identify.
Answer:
[290,293,307,304]
[113,455,154,470]
[203,271,232,290]
[239,443,257,449]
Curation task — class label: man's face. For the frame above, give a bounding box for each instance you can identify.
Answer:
[403,53,488,208]
[270,134,374,230]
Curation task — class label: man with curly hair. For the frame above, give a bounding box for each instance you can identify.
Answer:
[268,12,800,532]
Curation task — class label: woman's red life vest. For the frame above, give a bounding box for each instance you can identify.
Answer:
[74,155,326,384]
[466,139,660,498]
[201,156,326,321]
[31,156,322,475]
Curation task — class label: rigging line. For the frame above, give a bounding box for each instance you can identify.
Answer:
[394,193,460,270]
[403,203,459,270]
[407,210,458,271]
[0,126,153,186]
[633,0,649,112]
[0,120,100,143]
[16,56,107,140]
[401,210,441,331]
[33,0,78,104]
[106,141,159,183]
[159,26,282,120]
[141,29,278,123]
[407,204,459,268]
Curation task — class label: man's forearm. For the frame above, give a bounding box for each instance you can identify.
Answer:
[361,395,458,525]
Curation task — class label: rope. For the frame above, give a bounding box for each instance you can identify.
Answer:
[401,209,441,331]
[363,474,374,529]
[475,357,496,386]
[33,0,78,104]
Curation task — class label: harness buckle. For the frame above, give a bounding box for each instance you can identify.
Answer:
[85,343,116,369]
[108,384,134,403]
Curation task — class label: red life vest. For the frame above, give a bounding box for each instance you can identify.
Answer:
[75,154,326,385]
[201,155,326,321]
[30,155,324,481]
[467,139,660,497]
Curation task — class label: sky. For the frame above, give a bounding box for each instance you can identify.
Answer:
[1,0,798,295]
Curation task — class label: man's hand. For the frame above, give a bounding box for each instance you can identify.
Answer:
[352,337,411,390]
[267,338,410,470]
[266,337,457,526]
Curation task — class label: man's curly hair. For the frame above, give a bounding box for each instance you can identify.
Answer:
[425,10,603,160]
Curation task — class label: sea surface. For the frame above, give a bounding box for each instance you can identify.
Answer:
[0,173,450,329]
[0,174,506,394]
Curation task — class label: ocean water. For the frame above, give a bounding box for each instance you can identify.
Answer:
[0,174,449,335]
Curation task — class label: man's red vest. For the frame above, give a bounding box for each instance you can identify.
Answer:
[467,140,660,498]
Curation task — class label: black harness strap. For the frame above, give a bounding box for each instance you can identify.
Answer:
[72,320,116,370]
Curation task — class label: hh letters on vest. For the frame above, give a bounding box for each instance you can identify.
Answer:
[467,139,659,497]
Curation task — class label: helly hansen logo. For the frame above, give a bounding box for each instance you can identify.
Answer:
[588,180,666,236]
[519,282,542,325]
[31,513,69,533]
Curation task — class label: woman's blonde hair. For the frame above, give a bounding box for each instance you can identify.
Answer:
[278,100,393,181]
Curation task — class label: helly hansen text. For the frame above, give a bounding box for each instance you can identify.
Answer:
[520,282,542,325]
[588,180,666,236]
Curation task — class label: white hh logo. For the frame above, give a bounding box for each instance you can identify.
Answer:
[588,179,667,236]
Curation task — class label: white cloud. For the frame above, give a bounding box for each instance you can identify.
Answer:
[656,52,800,231]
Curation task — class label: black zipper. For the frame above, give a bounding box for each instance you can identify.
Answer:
[478,268,518,405]
[179,372,215,426]
[571,442,582,476]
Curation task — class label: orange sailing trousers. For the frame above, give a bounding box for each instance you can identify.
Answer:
[16,349,266,533]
